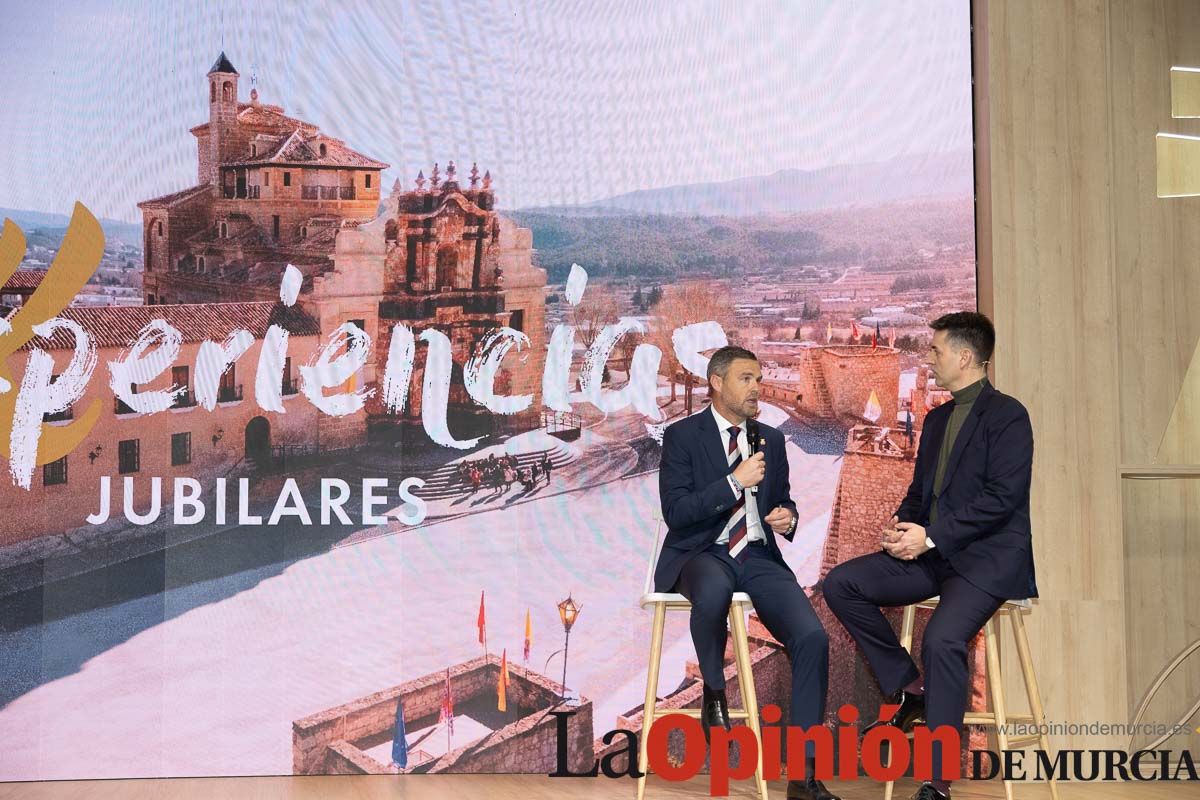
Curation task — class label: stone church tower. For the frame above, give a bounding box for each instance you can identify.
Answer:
[205,52,241,185]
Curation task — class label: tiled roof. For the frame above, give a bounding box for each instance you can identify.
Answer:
[188,100,386,169]
[209,51,238,75]
[191,104,315,137]
[246,260,325,287]
[246,134,289,162]
[183,223,269,250]
[137,184,211,210]
[296,224,340,250]
[236,104,316,133]
[2,269,48,292]
[229,129,388,169]
[238,259,335,288]
[19,301,320,351]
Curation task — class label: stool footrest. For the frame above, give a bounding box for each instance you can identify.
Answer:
[960,712,1037,726]
[1005,734,1043,747]
[1003,714,1037,725]
[883,713,1044,729]
[962,713,996,725]
[647,709,756,720]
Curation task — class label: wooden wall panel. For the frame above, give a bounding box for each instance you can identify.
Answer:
[1108,0,1200,752]
[1110,0,1200,466]
[982,0,1129,748]
[985,0,1200,752]
[1122,479,1200,752]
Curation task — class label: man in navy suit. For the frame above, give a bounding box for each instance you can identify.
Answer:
[657,345,838,800]
[823,312,1037,800]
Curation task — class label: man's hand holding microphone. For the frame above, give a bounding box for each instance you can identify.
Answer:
[730,451,795,535]
[731,451,766,490]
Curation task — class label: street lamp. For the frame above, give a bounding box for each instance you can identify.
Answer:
[557,594,582,701]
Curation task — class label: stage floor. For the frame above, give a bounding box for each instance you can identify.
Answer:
[0,776,1195,799]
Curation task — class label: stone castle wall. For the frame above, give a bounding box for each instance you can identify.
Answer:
[293,655,593,775]
[819,346,900,424]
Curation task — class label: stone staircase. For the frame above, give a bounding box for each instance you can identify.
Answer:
[808,363,835,417]
[818,494,843,579]
[792,349,834,419]
[344,447,577,502]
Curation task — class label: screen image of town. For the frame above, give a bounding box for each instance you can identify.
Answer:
[0,0,978,779]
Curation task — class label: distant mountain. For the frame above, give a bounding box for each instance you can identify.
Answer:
[509,195,974,283]
[0,208,143,246]
[519,151,974,217]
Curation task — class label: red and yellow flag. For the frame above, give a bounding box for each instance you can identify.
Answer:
[523,609,532,663]
[477,591,486,645]
[439,668,454,735]
[498,648,511,712]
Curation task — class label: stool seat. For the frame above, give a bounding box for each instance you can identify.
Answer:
[640,591,753,608]
[911,595,1032,610]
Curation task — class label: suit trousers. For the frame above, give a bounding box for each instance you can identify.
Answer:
[675,541,829,730]
[822,549,1005,779]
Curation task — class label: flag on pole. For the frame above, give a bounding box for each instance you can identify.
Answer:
[826,321,833,343]
[851,321,860,342]
[523,609,532,664]
[498,648,511,712]
[477,591,486,645]
[438,668,455,736]
[391,694,409,768]
[864,389,882,423]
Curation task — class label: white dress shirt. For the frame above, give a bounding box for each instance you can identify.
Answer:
[710,404,765,545]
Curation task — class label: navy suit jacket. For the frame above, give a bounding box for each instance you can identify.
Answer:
[655,407,798,592]
[897,381,1039,600]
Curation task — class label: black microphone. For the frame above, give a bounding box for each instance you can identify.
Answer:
[746,418,762,496]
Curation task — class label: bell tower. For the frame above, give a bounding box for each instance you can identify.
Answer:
[206,52,239,185]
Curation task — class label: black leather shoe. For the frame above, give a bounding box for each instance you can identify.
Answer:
[786,777,841,800]
[700,686,731,743]
[864,689,926,735]
[909,782,950,800]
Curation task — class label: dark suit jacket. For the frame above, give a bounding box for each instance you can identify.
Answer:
[896,381,1038,600]
[655,407,798,592]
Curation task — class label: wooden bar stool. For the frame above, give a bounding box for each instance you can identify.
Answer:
[636,516,769,800]
[883,597,1060,800]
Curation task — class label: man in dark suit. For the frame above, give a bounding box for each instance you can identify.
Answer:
[657,345,838,800]
[822,312,1037,800]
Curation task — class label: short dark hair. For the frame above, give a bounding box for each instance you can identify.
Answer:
[929,311,995,365]
[706,345,758,389]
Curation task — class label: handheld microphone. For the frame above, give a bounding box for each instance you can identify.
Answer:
[746,418,762,496]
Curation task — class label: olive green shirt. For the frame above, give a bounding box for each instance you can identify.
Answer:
[929,377,988,525]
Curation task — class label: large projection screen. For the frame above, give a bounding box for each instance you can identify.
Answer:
[0,0,977,779]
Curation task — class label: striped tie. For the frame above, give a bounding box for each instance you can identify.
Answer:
[723,425,750,562]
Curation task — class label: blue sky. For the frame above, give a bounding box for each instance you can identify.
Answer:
[0,0,973,220]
